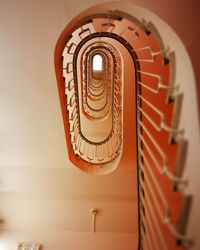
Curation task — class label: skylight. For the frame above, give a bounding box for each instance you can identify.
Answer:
[92,54,103,71]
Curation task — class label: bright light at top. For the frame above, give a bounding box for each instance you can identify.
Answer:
[92,54,103,71]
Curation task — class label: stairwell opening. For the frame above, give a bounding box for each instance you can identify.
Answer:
[55,2,198,250]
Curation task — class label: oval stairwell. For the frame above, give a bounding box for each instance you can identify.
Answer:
[55,3,197,250]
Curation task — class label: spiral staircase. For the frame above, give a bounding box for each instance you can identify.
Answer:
[55,7,194,250]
